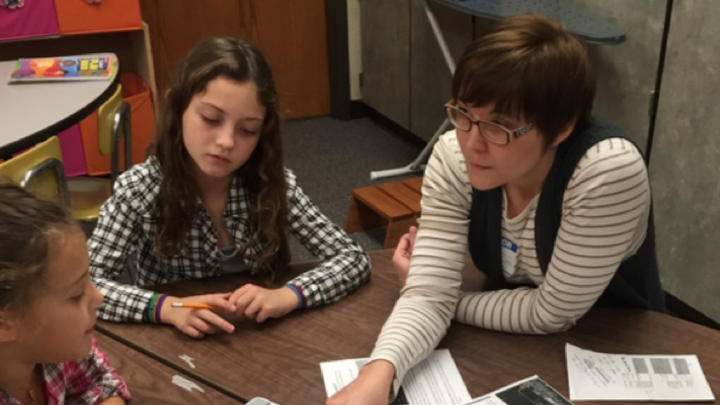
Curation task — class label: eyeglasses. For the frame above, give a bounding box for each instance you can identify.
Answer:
[445,104,534,145]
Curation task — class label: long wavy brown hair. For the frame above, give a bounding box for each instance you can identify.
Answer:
[150,37,290,276]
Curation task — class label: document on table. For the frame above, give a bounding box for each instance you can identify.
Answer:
[566,343,715,401]
[320,349,471,405]
[461,376,574,405]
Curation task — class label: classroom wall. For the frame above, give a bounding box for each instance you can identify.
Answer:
[349,1,667,147]
[649,1,720,321]
[575,0,667,153]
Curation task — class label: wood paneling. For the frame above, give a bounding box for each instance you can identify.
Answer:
[140,0,329,119]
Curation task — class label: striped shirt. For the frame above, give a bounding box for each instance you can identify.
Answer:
[370,130,650,386]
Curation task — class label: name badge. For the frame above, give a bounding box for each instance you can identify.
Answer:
[501,236,519,278]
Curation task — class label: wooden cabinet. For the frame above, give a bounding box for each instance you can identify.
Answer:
[140,0,330,120]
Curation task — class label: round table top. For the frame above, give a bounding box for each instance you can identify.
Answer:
[0,52,119,159]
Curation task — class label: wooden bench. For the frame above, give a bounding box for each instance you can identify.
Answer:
[346,177,423,248]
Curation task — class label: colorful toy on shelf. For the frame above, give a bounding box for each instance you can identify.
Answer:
[30,58,64,77]
[8,53,118,82]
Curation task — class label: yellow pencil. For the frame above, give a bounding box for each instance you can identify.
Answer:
[171,302,222,310]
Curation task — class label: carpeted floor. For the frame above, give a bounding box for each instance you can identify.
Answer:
[282,116,424,262]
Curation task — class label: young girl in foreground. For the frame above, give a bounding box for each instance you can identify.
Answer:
[89,37,370,338]
[0,182,130,405]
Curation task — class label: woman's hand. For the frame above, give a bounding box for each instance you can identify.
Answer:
[326,360,396,405]
[160,293,237,338]
[392,226,417,288]
[228,284,299,322]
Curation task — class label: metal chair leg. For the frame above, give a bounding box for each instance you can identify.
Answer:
[110,102,132,193]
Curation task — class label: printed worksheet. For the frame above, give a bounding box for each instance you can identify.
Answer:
[320,349,471,405]
[566,343,715,401]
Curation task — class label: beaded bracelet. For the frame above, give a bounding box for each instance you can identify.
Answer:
[284,284,304,310]
[154,294,168,324]
[145,293,160,323]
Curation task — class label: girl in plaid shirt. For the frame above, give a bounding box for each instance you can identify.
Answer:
[0,182,130,405]
[88,37,371,338]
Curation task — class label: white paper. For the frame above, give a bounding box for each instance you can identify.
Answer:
[566,343,715,401]
[461,376,573,405]
[320,349,472,405]
[246,397,280,405]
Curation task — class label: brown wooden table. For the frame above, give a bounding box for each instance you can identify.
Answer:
[95,333,243,405]
[98,250,720,405]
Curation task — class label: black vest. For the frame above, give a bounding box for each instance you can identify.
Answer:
[467,116,666,312]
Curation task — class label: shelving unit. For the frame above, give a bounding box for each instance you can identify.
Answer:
[0,23,157,109]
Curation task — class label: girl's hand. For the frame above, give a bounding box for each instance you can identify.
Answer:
[228,284,299,322]
[160,293,236,338]
[392,226,417,288]
[326,360,395,405]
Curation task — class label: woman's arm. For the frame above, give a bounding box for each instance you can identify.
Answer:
[285,169,371,307]
[327,132,472,405]
[369,132,472,387]
[455,138,651,334]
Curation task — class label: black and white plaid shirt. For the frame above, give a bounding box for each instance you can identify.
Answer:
[89,157,370,322]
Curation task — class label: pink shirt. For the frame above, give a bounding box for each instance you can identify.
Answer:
[0,338,131,405]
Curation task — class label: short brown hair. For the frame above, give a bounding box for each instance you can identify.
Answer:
[0,180,78,311]
[452,13,596,143]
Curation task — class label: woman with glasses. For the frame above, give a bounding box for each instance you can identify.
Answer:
[328,12,664,405]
